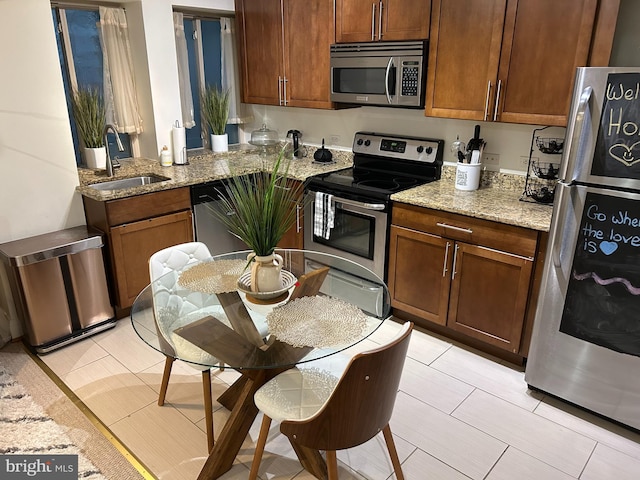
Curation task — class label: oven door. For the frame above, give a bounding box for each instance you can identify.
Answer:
[304,190,388,279]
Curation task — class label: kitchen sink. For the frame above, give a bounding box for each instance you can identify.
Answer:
[88,174,171,192]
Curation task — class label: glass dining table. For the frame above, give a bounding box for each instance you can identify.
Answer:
[130,249,391,479]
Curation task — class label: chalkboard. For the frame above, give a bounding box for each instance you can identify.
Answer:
[560,192,640,356]
[592,73,640,180]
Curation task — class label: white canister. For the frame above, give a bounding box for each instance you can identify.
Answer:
[455,163,482,191]
[160,145,172,166]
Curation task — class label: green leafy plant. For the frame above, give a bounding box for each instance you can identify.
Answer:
[71,86,105,148]
[210,148,303,257]
[201,85,230,136]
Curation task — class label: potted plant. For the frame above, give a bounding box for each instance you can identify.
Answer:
[201,85,230,152]
[71,86,106,169]
[210,148,304,292]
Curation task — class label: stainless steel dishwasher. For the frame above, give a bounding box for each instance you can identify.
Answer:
[191,180,248,255]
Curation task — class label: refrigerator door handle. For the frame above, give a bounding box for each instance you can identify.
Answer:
[550,183,570,269]
[564,86,593,181]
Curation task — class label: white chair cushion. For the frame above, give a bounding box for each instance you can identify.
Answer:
[254,367,340,422]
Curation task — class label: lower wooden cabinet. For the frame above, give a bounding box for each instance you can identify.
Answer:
[83,187,194,316]
[388,203,541,357]
[110,210,193,309]
[277,180,304,249]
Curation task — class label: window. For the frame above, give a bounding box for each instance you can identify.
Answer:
[181,15,239,149]
[52,6,132,165]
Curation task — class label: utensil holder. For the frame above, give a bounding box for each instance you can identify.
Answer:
[455,163,482,191]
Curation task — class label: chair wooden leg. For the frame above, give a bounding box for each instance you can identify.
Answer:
[249,414,272,480]
[158,356,174,406]
[202,370,214,453]
[326,450,339,480]
[382,424,404,480]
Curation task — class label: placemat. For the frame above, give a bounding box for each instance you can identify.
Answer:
[177,259,247,294]
[266,296,368,348]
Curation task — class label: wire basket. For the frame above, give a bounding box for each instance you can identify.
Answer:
[535,137,564,154]
[525,183,556,204]
[531,159,560,180]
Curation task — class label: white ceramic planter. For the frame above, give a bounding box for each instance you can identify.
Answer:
[211,133,229,152]
[84,147,107,169]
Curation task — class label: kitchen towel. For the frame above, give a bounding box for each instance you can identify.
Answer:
[314,192,334,240]
[172,123,187,165]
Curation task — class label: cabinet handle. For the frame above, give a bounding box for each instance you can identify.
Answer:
[493,79,502,121]
[371,3,376,41]
[483,81,491,121]
[296,204,302,233]
[278,76,283,106]
[283,77,288,106]
[451,244,459,280]
[436,222,473,234]
[442,241,451,277]
[378,1,383,39]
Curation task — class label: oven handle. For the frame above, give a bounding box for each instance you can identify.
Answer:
[335,197,386,211]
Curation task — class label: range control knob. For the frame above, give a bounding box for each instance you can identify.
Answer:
[356,138,364,146]
[364,139,371,146]
[416,145,424,153]
[425,146,433,154]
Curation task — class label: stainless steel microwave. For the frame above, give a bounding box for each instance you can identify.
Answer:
[330,40,427,108]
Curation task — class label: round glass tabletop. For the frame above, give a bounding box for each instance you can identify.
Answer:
[130,249,390,370]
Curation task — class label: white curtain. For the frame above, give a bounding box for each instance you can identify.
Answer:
[99,7,143,134]
[174,12,195,129]
[220,17,251,125]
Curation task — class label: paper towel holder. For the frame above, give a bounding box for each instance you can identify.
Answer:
[172,120,189,165]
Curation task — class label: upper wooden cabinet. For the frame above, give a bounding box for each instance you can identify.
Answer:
[236,0,335,109]
[336,0,430,43]
[425,0,620,126]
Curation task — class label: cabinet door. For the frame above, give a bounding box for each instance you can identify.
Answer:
[277,181,304,249]
[496,0,598,126]
[283,0,334,108]
[388,226,452,326]
[382,0,430,41]
[110,210,193,309]
[448,242,533,353]
[336,0,377,43]
[425,0,506,120]
[236,0,284,105]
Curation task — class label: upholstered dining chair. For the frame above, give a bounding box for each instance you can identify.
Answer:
[148,241,223,452]
[249,321,413,480]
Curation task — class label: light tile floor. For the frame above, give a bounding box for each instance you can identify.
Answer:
[39,318,640,480]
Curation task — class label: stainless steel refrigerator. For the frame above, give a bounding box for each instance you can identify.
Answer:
[525,67,640,430]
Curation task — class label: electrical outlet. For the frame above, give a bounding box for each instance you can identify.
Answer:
[329,134,341,145]
[520,156,531,168]
[482,153,500,165]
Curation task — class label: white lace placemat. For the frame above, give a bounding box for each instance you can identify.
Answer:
[266,296,368,348]
[178,259,248,294]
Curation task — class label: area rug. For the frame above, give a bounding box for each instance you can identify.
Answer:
[0,342,147,479]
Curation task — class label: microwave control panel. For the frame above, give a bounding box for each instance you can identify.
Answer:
[401,61,420,97]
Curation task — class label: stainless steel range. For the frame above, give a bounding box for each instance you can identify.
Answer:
[304,131,443,280]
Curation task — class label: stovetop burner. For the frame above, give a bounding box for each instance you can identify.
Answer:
[307,132,444,200]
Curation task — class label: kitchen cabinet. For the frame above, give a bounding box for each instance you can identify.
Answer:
[335,0,430,43]
[388,203,540,356]
[277,180,304,249]
[424,0,620,126]
[235,0,334,109]
[83,188,193,317]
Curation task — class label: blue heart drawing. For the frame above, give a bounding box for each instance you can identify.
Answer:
[599,241,618,255]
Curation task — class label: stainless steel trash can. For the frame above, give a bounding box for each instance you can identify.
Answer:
[0,226,115,353]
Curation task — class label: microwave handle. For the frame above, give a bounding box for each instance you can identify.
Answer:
[385,57,394,104]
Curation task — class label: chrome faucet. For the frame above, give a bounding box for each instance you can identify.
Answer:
[104,124,124,177]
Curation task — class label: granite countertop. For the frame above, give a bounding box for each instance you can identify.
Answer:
[76,146,353,202]
[76,148,553,232]
[391,167,554,232]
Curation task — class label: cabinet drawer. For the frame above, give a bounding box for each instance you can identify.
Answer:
[106,188,191,226]
[392,203,538,258]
